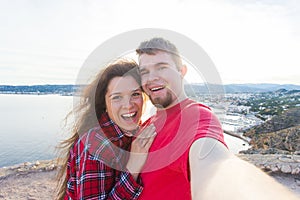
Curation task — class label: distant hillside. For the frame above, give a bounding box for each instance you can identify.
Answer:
[0,85,82,95]
[242,83,300,91]
[244,107,300,135]
[185,83,300,95]
[243,107,300,153]
[0,83,300,95]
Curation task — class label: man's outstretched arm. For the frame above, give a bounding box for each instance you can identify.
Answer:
[189,138,299,200]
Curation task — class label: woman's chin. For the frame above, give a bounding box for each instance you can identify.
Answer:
[121,125,139,136]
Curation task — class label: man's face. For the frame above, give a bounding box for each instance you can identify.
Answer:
[138,51,185,109]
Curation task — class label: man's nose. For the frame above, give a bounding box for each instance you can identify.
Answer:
[147,70,159,82]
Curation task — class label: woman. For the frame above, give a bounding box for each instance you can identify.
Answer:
[56,60,156,200]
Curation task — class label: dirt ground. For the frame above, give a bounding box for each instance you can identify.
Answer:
[0,169,299,199]
[0,170,57,200]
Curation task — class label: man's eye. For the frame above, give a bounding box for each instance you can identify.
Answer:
[140,70,149,76]
[158,66,167,71]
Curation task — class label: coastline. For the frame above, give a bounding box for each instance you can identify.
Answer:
[0,155,299,199]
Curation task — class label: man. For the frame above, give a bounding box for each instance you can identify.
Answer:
[134,37,299,199]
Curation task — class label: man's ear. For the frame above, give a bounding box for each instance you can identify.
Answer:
[180,65,187,78]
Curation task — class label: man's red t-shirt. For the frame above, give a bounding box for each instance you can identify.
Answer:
[139,98,226,200]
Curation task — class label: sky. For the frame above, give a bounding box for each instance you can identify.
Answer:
[1,0,299,85]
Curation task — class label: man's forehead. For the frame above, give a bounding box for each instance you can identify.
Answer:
[138,61,170,68]
[138,52,174,67]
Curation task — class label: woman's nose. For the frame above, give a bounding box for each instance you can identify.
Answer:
[122,96,134,108]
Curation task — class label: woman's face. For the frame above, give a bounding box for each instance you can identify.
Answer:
[105,75,143,132]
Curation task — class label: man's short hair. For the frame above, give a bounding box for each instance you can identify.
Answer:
[136,37,183,69]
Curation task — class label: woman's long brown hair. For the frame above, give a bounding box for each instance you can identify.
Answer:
[55,59,140,199]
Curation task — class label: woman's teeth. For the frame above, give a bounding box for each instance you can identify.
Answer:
[121,112,136,119]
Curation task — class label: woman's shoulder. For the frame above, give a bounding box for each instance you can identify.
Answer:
[76,126,127,170]
[77,126,108,146]
[70,126,104,151]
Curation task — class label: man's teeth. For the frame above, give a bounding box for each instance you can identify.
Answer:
[122,112,136,118]
[150,86,163,91]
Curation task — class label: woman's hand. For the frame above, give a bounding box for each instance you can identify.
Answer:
[126,124,156,180]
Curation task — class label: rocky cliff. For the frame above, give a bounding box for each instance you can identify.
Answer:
[242,107,300,154]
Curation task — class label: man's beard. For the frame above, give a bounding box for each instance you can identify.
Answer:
[149,92,173,108]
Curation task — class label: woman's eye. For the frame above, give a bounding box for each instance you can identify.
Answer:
[132,92,141,97]
[111,96,121,100]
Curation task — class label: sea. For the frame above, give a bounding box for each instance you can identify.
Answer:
[0,94,249,168]
[0,94,72,168]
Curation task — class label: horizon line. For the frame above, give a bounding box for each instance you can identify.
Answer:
[1,82,300,87]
